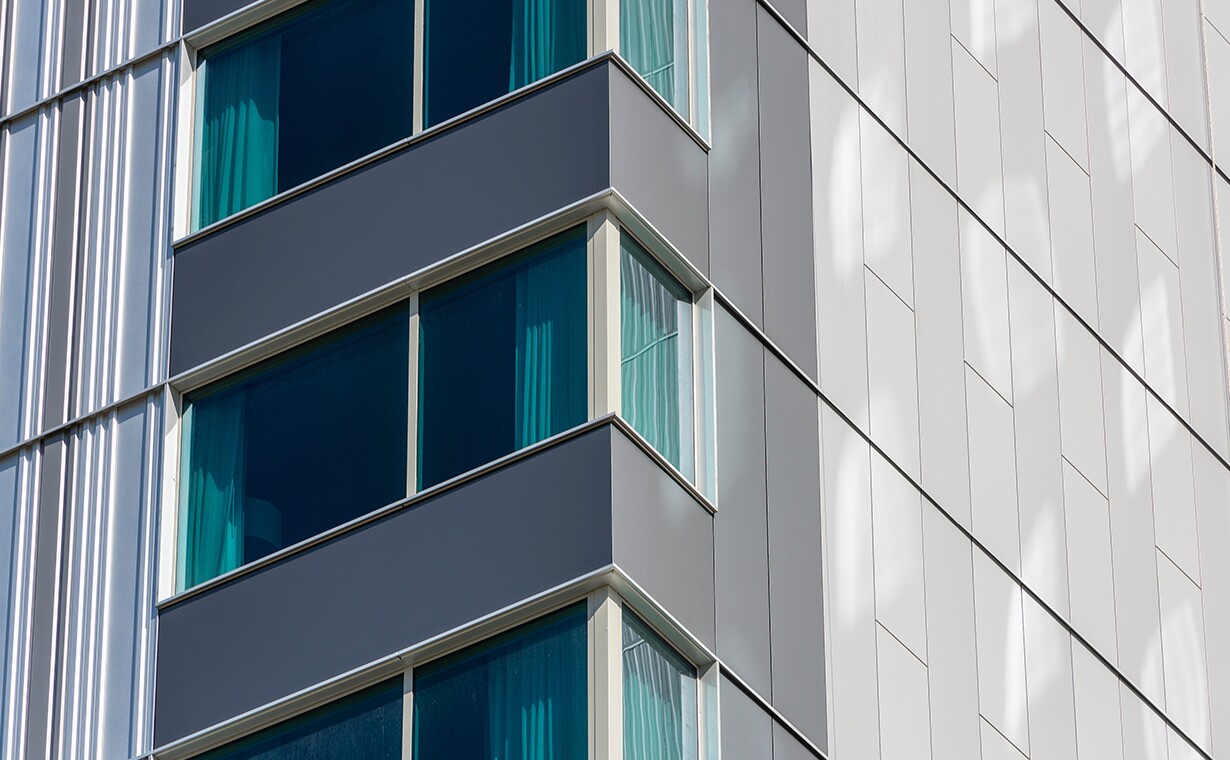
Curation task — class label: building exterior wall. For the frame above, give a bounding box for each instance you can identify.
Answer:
[1,0,1229,758]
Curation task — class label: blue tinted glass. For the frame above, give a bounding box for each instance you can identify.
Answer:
[623,611,697,760]
[417,228,587,489]
[423,0,585,127]
[197,0,412,228]
[621,0,689,114]
[620,234,693,476]
[413,604,587,760]
[197,678,403,760]
[180,305,409,589]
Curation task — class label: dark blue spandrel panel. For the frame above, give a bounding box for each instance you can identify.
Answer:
[196,678,403,760]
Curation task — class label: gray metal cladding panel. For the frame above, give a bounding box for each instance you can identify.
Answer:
[610,428,715,648]
[170,65,611,375]
[773,723,817,760]
[183,0,255,35]
[608,67,710,274]
[153,427,615,746]
[45,96,83,430]
[764,357,826,749]
[719,675,774,758]
[756,8,817,380]
[707,0,764,325]
[27,437,66,760]
[712,307,773,696]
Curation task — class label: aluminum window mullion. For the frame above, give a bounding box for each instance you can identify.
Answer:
[588,587,623,760]
[412,0,424,132]
[406,291,420,496]
[400,670,414,760]
[588,211,621,419]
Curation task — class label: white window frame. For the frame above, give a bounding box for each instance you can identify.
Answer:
[152,582,717,760]
[171,0,711,239]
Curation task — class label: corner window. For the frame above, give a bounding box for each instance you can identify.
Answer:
[194,0,413,228]
[417,227,588,489]
[196,678,403,760]
[169,217,714,594]
[623,610,699,760]
[186,0,712,232]
[181,593,715,760]
[412,603,588,759]
[423,0,586,127]
[620,232,694,478]
[177,305,409,590]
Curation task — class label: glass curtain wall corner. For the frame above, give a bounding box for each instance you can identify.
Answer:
[173,219,711,592]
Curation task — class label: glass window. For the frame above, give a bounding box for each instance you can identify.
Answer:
[423,0,586,127]
[621,0,690,115]
[417,228,587,489]
[195,0,413,228]
[620,233,693,477]
[196,678,403,760]
[412,604,588,760]
[178,305,409,590]
[622,610,698,760]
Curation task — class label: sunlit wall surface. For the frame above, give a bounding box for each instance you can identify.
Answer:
[5,0,1230,757]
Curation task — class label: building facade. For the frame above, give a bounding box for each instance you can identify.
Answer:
[2,0,1230,757]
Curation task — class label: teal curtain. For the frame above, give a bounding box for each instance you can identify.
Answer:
[486,617,587,759]
[620,235,692,474]
[509,0,582,89]
[197,35,281,228]
[412,604,587,760]
[514,246,587,448]
[623,612,698,760]
[181,391,246,589]
[621,0,688,113]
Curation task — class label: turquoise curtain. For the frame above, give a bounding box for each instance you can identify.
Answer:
[412,604,587,760]
[620,235,692,473]
[509,0,581,89]
[486,617,587,759]
[514,242,587,449]
[621,0,688,113]
[197,35,281,228]
[623,612,698,760]
[182,391,246,589]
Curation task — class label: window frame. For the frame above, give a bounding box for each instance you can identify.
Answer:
[171,0,712,239]
[158,208,715,602]
[152,583,717,760]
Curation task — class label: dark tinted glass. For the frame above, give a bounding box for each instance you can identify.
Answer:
[197,678,403,760]
[423,0,585,127]
[412,604,587,760]
[417,228,587,489]
[196,0,412,227]
[180,305,409,589]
